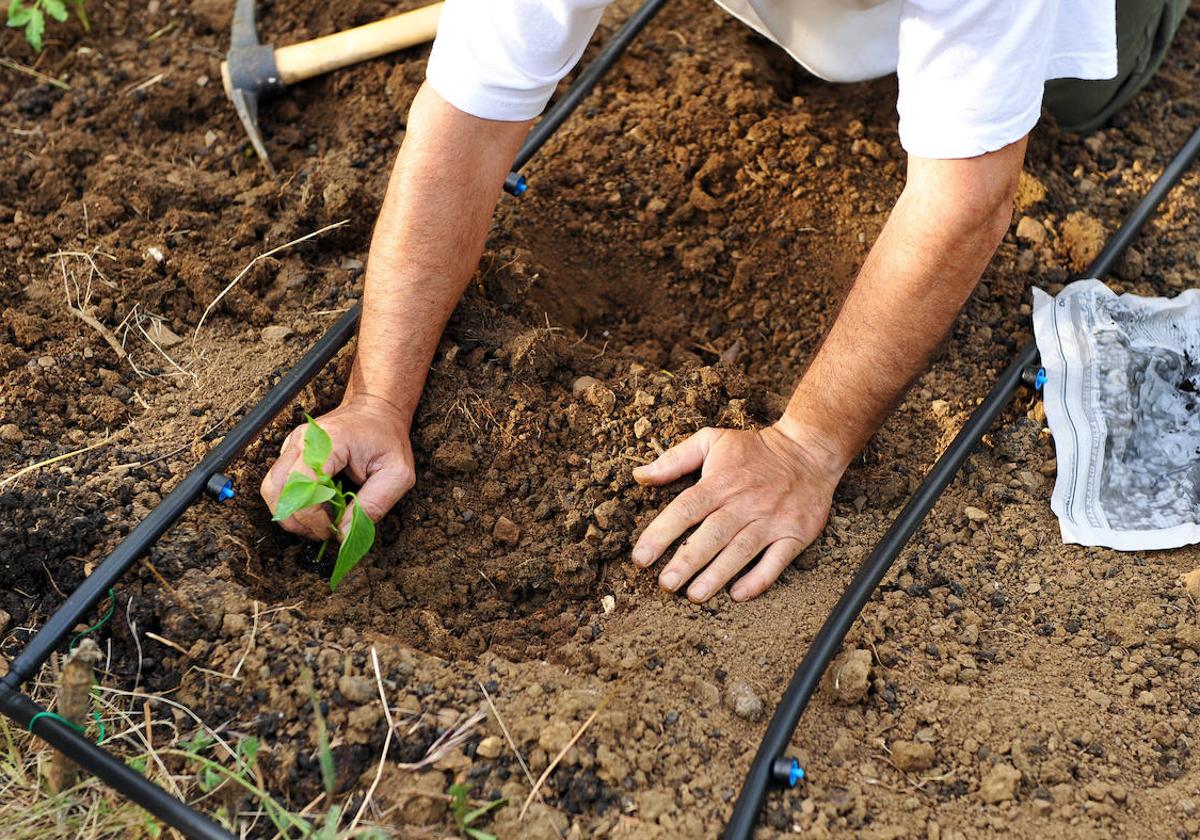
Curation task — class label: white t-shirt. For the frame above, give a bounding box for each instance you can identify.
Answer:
[425,0,1117,159]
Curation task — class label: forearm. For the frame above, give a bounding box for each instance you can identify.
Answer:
[347,83,531,420]
[780,139,1027,468]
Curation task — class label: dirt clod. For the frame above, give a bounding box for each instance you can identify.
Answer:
[477,735,503,759]
[493,516,520,545]
[891,740,935,772]
[726,681,764,721]
[828,649,872,704]
[1060,211,1107,272]
[979,763,1022,804]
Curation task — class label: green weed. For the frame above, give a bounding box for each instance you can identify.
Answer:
[6,0,88,52]
[448,782,506,840]
[274,415,376,590]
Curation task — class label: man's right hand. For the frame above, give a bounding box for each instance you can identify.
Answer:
[260,394,415,542]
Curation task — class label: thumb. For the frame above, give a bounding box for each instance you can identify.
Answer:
[336,462,415,538]
[633,427,719,486]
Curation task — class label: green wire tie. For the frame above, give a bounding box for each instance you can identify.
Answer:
[27,588,117,745]
[68,587,116,651]
[27,710,105,743]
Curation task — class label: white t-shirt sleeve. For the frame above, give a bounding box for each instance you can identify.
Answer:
[426,0,613,122]
[896,0,1117,159]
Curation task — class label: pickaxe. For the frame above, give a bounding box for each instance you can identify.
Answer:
[220,0,442,174]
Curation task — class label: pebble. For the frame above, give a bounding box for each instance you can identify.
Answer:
[725,681,763,721]
[146,321,182,349]
[0,609,9,634]
[1179,568,1200,600]
[261,325,293,343]
[829,649,872,704]
[891,740,935,772]
[633,417,652,439]
[571,376,600,398]
[337,675,376,705]
[964,506,989,522]
[600,595,616,614]
[37,355,57,368]
[0,424,22,443]
[476,735,503,759]
[493,516,520,545]
[593,498,619,530]
[979,762,1021,804]
[1016,216,1047,244]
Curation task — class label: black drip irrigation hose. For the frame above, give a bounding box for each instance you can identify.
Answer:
[0,8,672,839]
[0,686,234,840]
[2,304,363,691]
[722,121,1200,840]
[502,0,670,196]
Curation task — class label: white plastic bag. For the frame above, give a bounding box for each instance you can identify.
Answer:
[1032,279,1200,550]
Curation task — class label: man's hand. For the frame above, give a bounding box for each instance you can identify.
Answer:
[631,422,843,603]
[631,136,1028,604]
[260,395,415,541]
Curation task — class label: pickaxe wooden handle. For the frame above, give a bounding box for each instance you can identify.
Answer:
[273,2,443,85]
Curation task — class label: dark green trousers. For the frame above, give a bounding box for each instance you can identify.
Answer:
[1044,0,1192,133]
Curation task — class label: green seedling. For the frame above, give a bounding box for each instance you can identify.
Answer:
[448,783,506,840]
[274,415,375,590]
[6,0,88,52]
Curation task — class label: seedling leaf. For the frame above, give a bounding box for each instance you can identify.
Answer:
[464,798,507,823]
[273,474,336,522]
[23,6,44,49]
[7,1,33,26]
[42,0,66,22]
[302,414,333,474]
[329,497,374,591]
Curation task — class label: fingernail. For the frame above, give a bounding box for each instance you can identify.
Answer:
[688,582,709,602]
[730,586,746,602]
[660,570,680,591]
[632,547,652,567]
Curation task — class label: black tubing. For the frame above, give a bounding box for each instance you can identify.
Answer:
[2,304,362,690]
[510,0,669,173]
[723,122,1200,840]
[0,684,236,840]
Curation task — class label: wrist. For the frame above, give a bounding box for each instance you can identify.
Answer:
[772,413,854,476]
[340,388,415,434]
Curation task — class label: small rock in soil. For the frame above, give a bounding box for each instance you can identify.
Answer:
[1015,216,1046,244]
[146,320,183,349]
[964,505,989,522]
[493,516,520,545]
[979,762,1021,804]
[0,423,21,443]
[0,609,10,633]
[633,416,652,439]
[593,498,619,529]
[891,740,935,772]
[1179,568,1200,600]
[571,375,600,398]
[477,735,503,759]
[261,325,293,343]
[431,441,478,474]
[337,675,376,705]
[828,649,872,704]
[725,681,763,721]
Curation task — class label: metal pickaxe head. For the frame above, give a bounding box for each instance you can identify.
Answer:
[220,0,282,175]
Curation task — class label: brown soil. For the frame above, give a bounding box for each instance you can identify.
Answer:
[3,1,1200,837]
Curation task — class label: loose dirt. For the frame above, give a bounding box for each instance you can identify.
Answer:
[3,1,1200,837]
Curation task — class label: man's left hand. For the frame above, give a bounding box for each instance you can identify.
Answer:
[631,422,844,603]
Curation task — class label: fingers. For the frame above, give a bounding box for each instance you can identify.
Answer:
[686,525,769,603]
[632,484,719,569]
[261,425,336,541]
[730,537,807,602]
[336,460,416,537]
[657,512,740,594]
[260,427,304,510]
[633,427,720,487]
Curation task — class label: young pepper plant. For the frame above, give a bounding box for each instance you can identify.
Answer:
[273,415,375,590]
[7,0,89,52]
